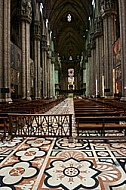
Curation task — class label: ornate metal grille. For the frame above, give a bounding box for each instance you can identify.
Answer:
[8,114,72,138]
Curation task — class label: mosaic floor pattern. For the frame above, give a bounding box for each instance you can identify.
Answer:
[0,137,125,190]
[0,99,126,189]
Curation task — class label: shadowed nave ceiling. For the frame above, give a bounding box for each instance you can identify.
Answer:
[42,0,92,61]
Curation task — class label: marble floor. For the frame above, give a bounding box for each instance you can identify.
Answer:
[0,98,126,190]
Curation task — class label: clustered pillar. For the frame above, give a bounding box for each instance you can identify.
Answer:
[0,0,12,102]
[101,0,117,97]
[41,35,48,98]
[87,0,120,98]
[94,16,103,97]
[32,21,41,99]
[118,0,126,99]
[20,0,32,100]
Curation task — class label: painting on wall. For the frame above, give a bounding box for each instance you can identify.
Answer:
[115,66,121,94]
[11,42,22,71]
[113,38,121,67]
[113,38,121,94]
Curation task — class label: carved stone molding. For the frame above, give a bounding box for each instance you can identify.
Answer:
[94,16,103,38]
[87,44,91,57]
[18,0,32,23]
[41,35,47,50]
[101,0,117,18]
[90,33,96,50]
[32,21,41,40]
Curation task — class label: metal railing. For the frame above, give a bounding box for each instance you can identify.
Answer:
[8,113,73,138]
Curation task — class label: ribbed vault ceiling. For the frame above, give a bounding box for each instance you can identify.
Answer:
[42,0,92,60]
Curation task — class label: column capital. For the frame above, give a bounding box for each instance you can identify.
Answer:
[84,53,88,62]
[41,35,47,50]
[51,57,55,63]
[90,33,96,50]
[47,51,52,59]
[32,21,41,40]
[100,0,117,18]
[87,43,91,57]
[94,16,103,38]
[18,0,32,23]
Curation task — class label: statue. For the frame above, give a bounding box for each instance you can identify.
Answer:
[21,0,32,19]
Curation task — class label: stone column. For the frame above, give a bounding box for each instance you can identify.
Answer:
[48,52,55,98]
[47,50,51,97]
[19,0,32,100]
[101,0,117,97]
[94,16,104,96]
[51,61,55,97]
[85,63,89,97]
[0,0,12,102]
[41,35,47,98]
[50,57,55,97]
[32,21,41,99]
[90,33,96,96]
[118,0,126,99]
[49,60,53,98]
[86,43,91,96]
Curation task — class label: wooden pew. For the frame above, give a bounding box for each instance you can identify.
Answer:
[75,110,120,117]
[74,99,126,139]
[0,98,66,141]
[75,115,126,140]
[0,98,64,115]
[0,114,9,141]
[91,98,126,115]
[75,106,111,110]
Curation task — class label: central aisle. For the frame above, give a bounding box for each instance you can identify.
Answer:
[44,98,74,115]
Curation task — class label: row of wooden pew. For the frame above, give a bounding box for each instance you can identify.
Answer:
[0,98,63,114]
[91,98,126,115]
[74,98,126,140]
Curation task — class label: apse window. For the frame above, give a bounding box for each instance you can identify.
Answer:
[67,13,71,22]
[68,68,74,90]
[69,55,73,60]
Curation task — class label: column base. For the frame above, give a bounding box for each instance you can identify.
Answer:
[104,95,114,99]
[0,98,13,103]
[35,97,41,99]
[120,97,126,101]
[22,97,32,101]
[26,97,32,101]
